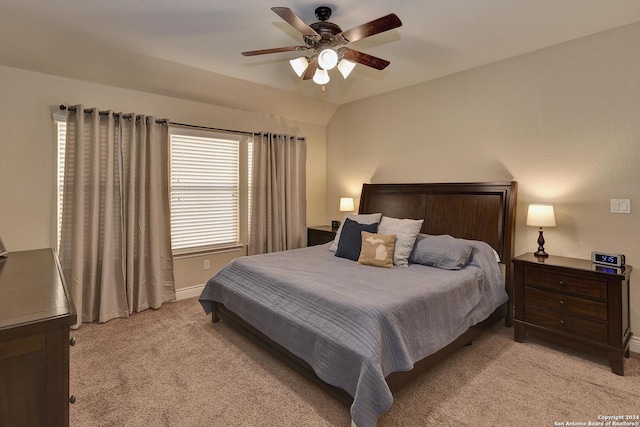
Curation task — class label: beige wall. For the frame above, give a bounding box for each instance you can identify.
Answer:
[327,24,640,336]
[1,20,638,342]
[0,65,327,291]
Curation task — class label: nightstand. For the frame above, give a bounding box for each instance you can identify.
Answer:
[307,226,337,246]
[513,252,632,375]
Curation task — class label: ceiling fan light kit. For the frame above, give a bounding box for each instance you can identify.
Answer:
[242,6,402,88]
[337,58,356,79]
[312,68,330,85]
[289,56,309,77]
[317,48,339,70]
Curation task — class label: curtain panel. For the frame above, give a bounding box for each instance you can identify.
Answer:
[249,133,307,255]
[59,105,175,327]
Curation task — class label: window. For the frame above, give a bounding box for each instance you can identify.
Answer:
[56,121,252,255]
[169,129,252,253]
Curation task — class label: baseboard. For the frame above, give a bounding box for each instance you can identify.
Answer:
[175,284,205,301]
[630,336,640,354]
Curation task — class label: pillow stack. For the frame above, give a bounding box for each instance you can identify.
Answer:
[329,212,493,271]
[332,213,424,268]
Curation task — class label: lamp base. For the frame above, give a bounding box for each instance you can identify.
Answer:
[534,229,548,258]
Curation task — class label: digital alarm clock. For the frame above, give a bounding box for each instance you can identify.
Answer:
[591,251,625,267]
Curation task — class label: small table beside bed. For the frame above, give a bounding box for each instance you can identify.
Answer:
[199,181,518,427]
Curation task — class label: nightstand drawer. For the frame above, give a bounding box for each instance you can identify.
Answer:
[523,267,607,299]
[524,287,607,321]
[524,306,607,343]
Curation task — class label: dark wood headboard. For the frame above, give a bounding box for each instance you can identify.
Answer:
[359,181,518,316]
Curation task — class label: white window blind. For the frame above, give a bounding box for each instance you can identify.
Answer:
[56,120,67,250]
[170,132,241,252]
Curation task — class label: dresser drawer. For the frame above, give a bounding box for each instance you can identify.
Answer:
[523,267,607,299]
[524,305,607,343]
[524,287,607,321]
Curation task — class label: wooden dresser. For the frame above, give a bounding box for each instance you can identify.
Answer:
[513,252,632,375]
[0,248,77,426]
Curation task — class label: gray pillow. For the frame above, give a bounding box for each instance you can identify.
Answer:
[409,234,474,270]
[377,216,424,267]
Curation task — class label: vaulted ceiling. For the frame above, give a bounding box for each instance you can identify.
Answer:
[1,0,638,124]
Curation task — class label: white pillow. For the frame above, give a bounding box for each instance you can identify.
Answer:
[377,216,424,267]
[328,213,382,252]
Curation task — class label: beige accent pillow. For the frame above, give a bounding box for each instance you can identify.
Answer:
[358,231,396,268]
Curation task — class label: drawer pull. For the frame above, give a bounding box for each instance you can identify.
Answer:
[69,337,76,346]
[560,319,566,326]
[559,280,566,287]
[559,300,565,305]
[69,395,76,404]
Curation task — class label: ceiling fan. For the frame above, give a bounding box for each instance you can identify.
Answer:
[241,6,402,85]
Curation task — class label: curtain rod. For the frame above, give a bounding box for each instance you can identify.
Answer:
[59,105,305,141]
[169,121,253,137]
[59,104,169,125]
[59,105,252,136]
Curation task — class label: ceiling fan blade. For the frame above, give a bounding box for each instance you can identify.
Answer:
[241,46,308,56]
[271,7,320,38]
[302,57,318,80]
[343,49,390,70]
[338,13,402,43]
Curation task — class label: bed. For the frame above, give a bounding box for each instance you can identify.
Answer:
[199,181,518,426]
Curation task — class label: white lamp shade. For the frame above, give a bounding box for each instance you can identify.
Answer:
[312,68,330,85]
[526,204,556,227]
[337,59,356,79]
[339,197,355,212]
[317,48,338,70]
[289,57,309,77]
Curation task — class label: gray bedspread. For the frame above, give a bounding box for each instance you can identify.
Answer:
[199,241,508,427]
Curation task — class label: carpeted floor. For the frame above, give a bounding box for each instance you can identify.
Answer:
[70,297,640,426]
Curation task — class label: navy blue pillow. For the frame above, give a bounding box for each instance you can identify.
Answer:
[335,218,379,261]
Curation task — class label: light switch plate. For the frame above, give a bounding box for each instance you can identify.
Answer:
[611,199,631,214]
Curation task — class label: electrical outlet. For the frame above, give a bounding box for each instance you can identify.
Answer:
[203,259,210,270]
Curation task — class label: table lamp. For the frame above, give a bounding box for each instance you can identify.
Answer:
[332,197,355,230]
[339,197,355,213]
[526,204,556,258]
